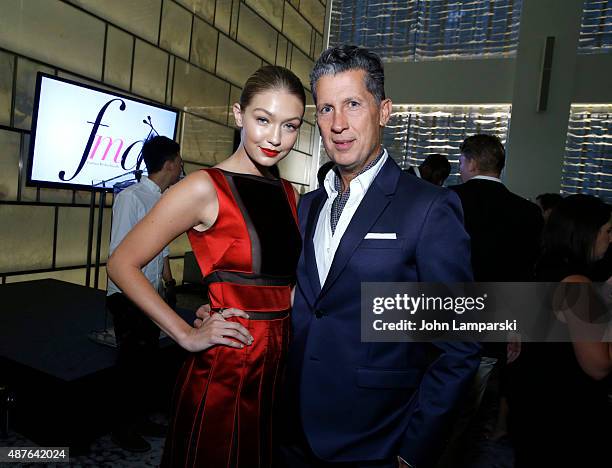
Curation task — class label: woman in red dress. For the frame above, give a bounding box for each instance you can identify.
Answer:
[107,66,305,467]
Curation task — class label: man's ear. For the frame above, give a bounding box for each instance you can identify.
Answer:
[232,103,243,127]
[379,98,392,127]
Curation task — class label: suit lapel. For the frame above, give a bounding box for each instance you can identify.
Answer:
[303,189,327,299]
[319,158,400,298]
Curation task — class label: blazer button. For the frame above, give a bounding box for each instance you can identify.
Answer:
[314,309,324,318]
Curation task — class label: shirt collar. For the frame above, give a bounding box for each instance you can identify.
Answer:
[471,175,503,184]
[141,175,162,194]
[323,148,388,197]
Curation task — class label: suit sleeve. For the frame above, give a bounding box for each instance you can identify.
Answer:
[399,189,481,467]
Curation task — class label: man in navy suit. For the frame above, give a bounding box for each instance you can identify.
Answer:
[279,46,481,468]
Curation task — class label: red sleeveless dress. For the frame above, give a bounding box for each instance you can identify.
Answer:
[162,169,302,468]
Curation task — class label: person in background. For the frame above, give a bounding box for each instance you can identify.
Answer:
[106,135,182,452]
[405,153,451,186]
[510,194,612,468]
[108,65,305,467]
[439,134,543,466]
[535,192,563,222]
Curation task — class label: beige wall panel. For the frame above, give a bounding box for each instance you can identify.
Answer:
[291,182,309,194]
[181,113,234,165]
[276,35,288,67]
[13,58,54,131]
[69,0,162,45]
[169,232,192,257]
[283,4,313,57]
[169,257,184,285]
[0,205,54,272]
[245,0,283,31]
[290,47,314,92]
[55,207,91,267]
[98,268,108,290]
[228,85,242,126]
[191,17,218,72]
[305,89,316,124]
[0,0,104,80]
[56,72,115,92]
[18,134,37,202]
[314,32,324,56]
[216,35,262,87]
[160,0,193,59]
[0,51,13,126]
[278,150,311,185]
[299,0,326,34]
[229,0,240,39]
[297,122,314,154]
[132,39,168,103]
[166,56,175,105]
[215,0,232,34]
[104,26,134,90]
[38,187,74,204]
[100,207,112,262]
[173,59,229,124]
[175,0,214,22]
[183,162,207,174]
[237,4,277,64]
[0,130,20,201]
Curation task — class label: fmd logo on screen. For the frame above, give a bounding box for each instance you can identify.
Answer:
[29,75,178,190]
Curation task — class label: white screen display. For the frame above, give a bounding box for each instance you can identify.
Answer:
[29,74,178,190]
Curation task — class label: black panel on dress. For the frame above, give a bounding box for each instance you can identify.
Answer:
[232,175,302,277]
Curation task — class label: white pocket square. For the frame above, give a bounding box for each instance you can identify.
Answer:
[364,232,397,239]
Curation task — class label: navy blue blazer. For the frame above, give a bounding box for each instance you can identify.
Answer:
[285,157,481,467]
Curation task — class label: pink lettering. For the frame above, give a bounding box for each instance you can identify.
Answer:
[89,135,124,163]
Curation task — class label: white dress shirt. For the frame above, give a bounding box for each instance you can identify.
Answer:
[471,174,502,183]
[313,150,389,287]
[107,176,169,296]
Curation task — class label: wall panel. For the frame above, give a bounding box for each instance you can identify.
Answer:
[0,0,105,80]
[0,51,14,125]
[0,205,54,272]
[0,130,20,201]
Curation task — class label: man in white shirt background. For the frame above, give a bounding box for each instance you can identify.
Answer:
[106,135,183,452]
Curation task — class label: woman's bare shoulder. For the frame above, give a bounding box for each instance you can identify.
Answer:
[164,169,217,200]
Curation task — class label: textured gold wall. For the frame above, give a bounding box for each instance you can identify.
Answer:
[0,0,327,287]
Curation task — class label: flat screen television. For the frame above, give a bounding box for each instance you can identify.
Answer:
[27,73,179,191]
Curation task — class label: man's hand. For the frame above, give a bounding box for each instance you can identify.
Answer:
[182,306,252,352]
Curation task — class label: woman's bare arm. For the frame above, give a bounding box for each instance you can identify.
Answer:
[107,171,252,352]
[563,275,612,380]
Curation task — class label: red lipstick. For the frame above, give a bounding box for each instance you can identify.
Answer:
[259,147,280,158]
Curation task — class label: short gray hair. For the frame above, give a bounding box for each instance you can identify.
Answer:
[310,45,386,104]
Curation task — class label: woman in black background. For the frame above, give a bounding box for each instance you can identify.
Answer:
[510,194,611,468]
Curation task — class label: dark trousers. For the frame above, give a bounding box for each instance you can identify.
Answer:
[275,425,396,468]
[107,293,160,430]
